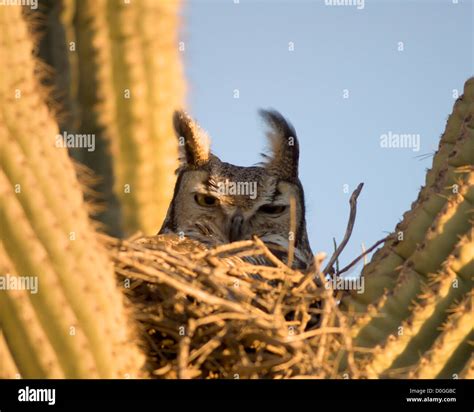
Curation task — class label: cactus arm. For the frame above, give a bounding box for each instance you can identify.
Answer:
[358,230,472,377]
[407,293,473,379]
[74,0,185,235]
[0,169,100,378]
[0,288,65,379]
[0,330,20,379]
[458,355,474,379]
[0,242,65,379]
[0,4,144,378]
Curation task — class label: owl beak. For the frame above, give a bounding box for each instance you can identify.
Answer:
[229,213,244,242]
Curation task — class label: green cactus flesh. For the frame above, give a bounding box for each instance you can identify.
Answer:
[73,0,185,235]
[0,4,144,378]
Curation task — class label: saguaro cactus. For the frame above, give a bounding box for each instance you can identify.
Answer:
[0,5,144,378]
[31,0,185,236]
[73,0,185,235]
[342,78,474,378]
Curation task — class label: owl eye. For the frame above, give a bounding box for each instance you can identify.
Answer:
[194,193,219,207]
[258,204,286,214]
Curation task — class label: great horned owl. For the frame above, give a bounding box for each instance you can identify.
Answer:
[159,109,313,271]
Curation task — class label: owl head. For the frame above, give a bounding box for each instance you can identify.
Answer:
[159,109,313,269]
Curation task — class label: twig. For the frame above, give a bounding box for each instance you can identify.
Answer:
[284,326,344,343]
[178,319,196,379]
[194,239,256,259]
[336,235,390,276]
[332,238,339,273]
[252,236,288,270]
[323,183,364,275]
[315,271,335,365]
[294,252,326,292]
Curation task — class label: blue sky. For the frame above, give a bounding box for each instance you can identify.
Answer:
[180,0,473,275]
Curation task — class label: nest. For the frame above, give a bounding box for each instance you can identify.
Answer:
[103,234,360,379]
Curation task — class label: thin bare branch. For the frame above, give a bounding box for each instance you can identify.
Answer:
[337,235,390,276]
[323,182,364,275]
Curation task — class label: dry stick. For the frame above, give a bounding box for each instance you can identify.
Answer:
[272,352,303,372]
[193,240,256,259]
[332,238,339,273]
[252,237,288,270]
[336,235,390,276]
[153,363,172,377]
[294,252,326,292]
[178,319,196,379]
[335,308,359,379]
[191,329,227,366]
[235,354,295,375]
[284,326,343,343]
[323,182,364,275]
[127,231,145,242]
[315,270,336,365]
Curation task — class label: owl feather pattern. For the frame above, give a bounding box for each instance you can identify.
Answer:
[159,110,314,271]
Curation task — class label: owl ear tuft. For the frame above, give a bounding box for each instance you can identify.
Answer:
[173,110,211,167]
[259,109,299,181]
